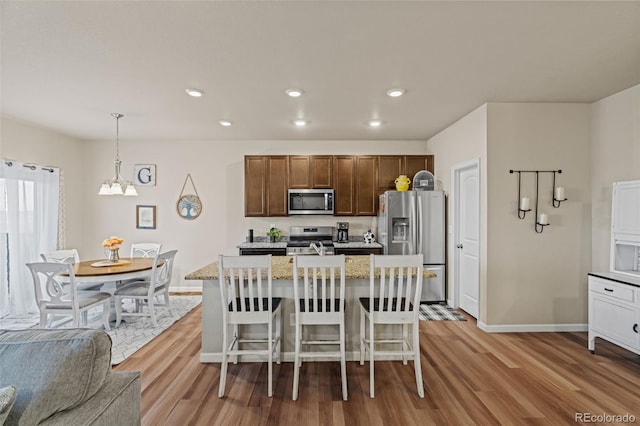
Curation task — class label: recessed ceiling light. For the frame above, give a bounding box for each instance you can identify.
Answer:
[185,88,204,97]
[218,120,232,127]
[368,119,383,127]
[286,89,304,98]
[293,119,309,127]
[386,88,405,97]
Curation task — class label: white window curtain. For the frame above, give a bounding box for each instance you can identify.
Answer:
[0,160,60,317]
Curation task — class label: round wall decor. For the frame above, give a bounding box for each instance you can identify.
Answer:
[177,174,202,220]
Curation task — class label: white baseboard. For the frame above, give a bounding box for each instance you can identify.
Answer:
[200,351,407,363]
[477,321,588,333]
[170,285,202,293]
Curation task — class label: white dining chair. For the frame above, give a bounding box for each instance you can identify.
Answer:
[130,242,162,259]
[292,254,347,401]
[359,254,425,398]
[217,254,282,398]
[114,250,177,327]
[40,249,103,292]
[121,242,162,286]
[27,262,112,330]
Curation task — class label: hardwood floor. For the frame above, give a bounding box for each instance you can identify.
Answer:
[115,305,640,425]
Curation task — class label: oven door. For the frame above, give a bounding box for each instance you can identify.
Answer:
[288,189,334,215]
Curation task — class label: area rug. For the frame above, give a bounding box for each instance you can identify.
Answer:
[0,295,201,365]
[419,304,467,321]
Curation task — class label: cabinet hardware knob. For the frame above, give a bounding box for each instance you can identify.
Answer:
[634,324,638,334]
[604,288,613,292]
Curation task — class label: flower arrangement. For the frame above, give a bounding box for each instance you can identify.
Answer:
[102,236,124,248]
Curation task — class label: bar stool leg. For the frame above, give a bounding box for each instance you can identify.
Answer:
[340,318,348,401]
[413,323,424,398]
[369,319,375,398]
[402,324,408,365]
[219,323,229,398]
[359,308,365,365]
[292,320,301,400]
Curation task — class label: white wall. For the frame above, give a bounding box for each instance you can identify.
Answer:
[84,139,428,290]
[426,104,488,320]
[1,116,86,250]
[590,84,640,272]
[486,103,591,328]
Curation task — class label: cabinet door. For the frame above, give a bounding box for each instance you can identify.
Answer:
[311,155,333,188]
[377,155,404,190]
[405,155,434,180]
[244,156,267,216]
[334,156,355,215]
[266,156,288,216]
[590,294,639,349]
[288,156,311,189]
[613,181,640,237]
[356,156,377,216]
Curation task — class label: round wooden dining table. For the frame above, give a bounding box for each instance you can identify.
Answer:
[72,257,156,283]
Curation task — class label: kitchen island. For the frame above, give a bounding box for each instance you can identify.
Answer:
[186,255,436,363]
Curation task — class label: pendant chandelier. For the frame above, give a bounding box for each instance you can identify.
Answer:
[98,113,138,196]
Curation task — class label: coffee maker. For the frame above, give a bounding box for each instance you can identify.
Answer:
[336,222,349,242]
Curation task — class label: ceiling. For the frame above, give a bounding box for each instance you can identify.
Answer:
[1,1,639,142]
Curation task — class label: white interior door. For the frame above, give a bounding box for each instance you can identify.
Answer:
[454,160,480,318]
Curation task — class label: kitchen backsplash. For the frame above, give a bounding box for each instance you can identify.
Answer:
[245,216,378,241]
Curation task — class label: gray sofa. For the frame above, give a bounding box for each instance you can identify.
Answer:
[0,328,140,425]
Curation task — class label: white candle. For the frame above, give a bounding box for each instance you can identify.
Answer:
[539,213,548,225]
[555,186,565,200]
[520,197,530,211]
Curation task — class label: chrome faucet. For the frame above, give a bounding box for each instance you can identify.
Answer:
[309,241,325,256]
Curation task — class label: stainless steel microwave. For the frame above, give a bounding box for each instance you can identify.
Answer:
[288,189,334,215]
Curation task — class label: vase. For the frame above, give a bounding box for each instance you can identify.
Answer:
[106,247,120,263]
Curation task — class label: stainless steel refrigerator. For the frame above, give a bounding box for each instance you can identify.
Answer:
[377,190,446,303]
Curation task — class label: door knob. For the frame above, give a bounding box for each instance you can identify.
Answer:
[634,324,638,334]
[456,244,463,249]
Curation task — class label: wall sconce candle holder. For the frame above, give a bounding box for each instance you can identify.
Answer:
[552,170,567,208]
[510,169,564,233]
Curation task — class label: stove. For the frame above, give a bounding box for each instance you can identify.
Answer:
[286,226,335,256]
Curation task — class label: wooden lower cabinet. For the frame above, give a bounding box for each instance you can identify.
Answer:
[239,248,287,256]
[334,247,383,255]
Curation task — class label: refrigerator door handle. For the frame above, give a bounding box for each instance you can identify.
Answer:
[416,196,423,255]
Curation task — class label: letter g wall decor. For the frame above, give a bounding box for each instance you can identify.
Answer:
[134,164,156,186]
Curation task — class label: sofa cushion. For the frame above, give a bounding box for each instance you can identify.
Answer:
[0,329,112,425]
[0,385,17,425]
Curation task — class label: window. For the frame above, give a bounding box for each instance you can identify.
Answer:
[0,160,59,317]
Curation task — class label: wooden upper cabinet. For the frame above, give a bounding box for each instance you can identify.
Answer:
[405,155,434,180]
[355,156,377,216]
[310,155,333,188]
[244,156,267,216]
[377,155,404,190]
[288,156,311,189]
[333,156,355,216]
[266,156,288,216]
[288,155,333,189]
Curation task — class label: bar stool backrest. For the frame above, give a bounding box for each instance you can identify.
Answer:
[293,255,346,314]
[218,254,273,315]
[369,254,423,318]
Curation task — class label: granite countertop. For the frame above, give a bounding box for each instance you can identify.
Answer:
[185,255,437,281]
[333,241,383,249]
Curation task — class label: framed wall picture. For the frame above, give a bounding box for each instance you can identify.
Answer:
[134,164,156,186]
[136,205,156,229]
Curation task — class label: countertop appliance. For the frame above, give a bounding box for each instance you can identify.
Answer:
[378,190,446,302]
[336,222,349,242]
[288,189,334,215]
[286,226,336,255]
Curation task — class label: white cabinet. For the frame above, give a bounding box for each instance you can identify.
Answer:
[610,180,640,278]
[588,274,640,355]
[612,180,640,237]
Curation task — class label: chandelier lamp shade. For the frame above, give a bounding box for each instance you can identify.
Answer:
[98,113,138,196]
